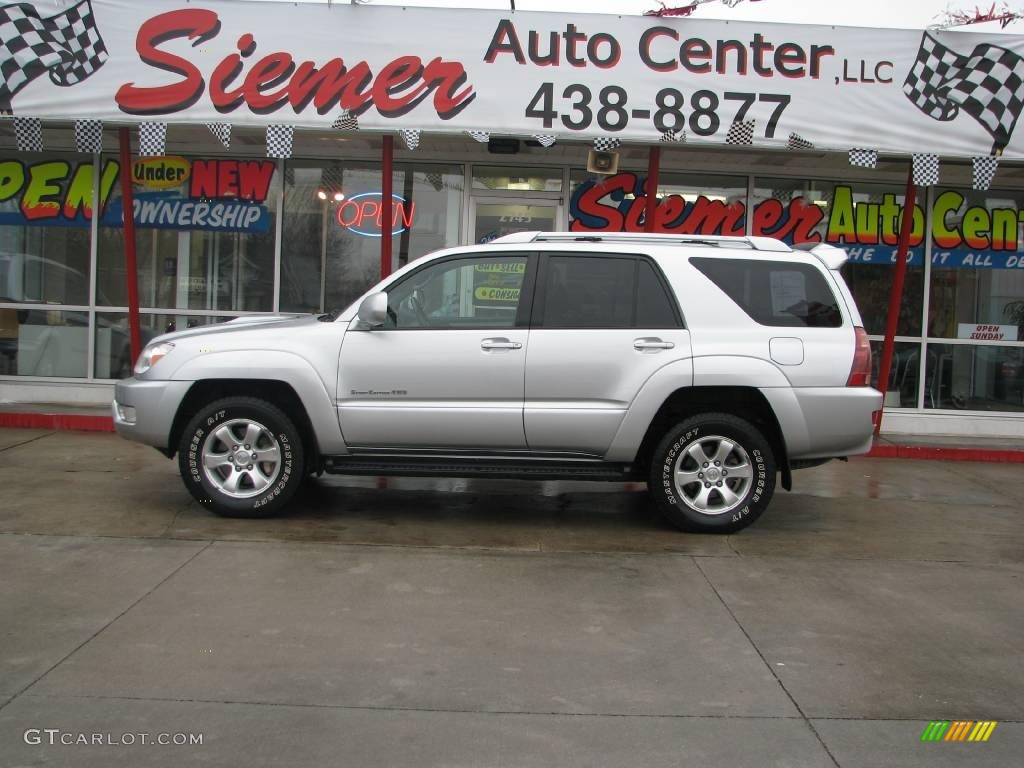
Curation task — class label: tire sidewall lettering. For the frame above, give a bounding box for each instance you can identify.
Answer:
[654,421,774,528]
[186,406,299,512]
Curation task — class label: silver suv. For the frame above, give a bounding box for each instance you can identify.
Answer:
[113,233,881,533]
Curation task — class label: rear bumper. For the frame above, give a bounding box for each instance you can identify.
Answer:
[112,378,192,450]
[763,386,882,460]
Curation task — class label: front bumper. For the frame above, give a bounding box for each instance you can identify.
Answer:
[112,378,192,450]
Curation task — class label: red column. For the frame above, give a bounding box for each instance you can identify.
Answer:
[874,167,918,435]
[117,127,142,365]
[380,135,394,279]
[645,146,661,233]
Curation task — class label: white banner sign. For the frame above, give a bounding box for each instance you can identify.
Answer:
[6,0,1024,158]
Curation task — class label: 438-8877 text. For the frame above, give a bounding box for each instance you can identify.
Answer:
[525,82,791,137]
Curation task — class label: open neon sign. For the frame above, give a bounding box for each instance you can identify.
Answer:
[337,192,416,237]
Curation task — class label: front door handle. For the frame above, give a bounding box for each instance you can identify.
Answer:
[481,337,523,351]
[634,337,675,351]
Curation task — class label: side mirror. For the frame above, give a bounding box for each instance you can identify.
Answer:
[356,292,388,328]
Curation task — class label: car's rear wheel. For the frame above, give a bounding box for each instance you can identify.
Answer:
[178,396,305,518]
[649,413,775,533]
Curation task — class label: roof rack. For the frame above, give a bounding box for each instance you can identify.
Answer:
[488,231,791,252]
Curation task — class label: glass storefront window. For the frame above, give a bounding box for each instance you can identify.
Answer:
[281,161,463,314]
[0,308,88,377]
[94,312,235,379]
[924,343,1024,412]
[871,341,925,408]
[753,178,924,338]
[472,166,562,193]
[97,155,278,313]
[928,188,1024,343]
[0,152,100,377]
[0,152,98,308]
[569,169,747,233]
[473,201,558,243]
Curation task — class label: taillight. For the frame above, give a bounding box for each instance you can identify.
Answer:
[848,327,872,386]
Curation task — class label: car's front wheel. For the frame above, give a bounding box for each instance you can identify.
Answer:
[178,396,305,518]
[649,413,776,533]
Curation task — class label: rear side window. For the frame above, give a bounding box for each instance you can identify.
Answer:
[691,258,843,328]
[538,255,681,329]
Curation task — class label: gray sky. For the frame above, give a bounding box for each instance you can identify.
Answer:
[252,0,1018,32]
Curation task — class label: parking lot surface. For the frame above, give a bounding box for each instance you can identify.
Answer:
[0,427,1021,767]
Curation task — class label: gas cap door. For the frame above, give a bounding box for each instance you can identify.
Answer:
[770,337,805,366]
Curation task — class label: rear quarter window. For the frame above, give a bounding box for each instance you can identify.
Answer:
[691,257,843,328]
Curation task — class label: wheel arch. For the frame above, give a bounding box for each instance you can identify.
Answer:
[167,379,321,471]
[629,386,792,491]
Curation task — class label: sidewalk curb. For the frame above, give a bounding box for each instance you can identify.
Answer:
[0,412,115,432]
[867,444,1024,463]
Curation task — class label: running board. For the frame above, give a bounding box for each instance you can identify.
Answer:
[323,455,634,482]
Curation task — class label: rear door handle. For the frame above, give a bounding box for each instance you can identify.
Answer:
[481,337,522,351]
[634,338,675,351]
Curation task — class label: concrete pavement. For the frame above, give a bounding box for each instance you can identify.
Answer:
[0,428,1021,767]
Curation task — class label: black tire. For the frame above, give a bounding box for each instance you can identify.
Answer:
[648,413,776,534]
[177,396,305,518]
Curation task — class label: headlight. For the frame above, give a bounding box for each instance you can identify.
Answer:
[134,342,175,375]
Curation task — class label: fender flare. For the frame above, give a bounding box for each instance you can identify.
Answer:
[605,359,694,463]
[170,350,346,454]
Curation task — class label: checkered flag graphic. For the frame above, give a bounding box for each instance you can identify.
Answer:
[533,134,556,147]
[423,171,445,191]
[331,110,358,130]
[726,119,755,146]
[74,118,101,153]
[912,153,940,186]
[973,155,1000,190]
[660,128,686,143]
[0,0,108,110]
[399,128,420,150]
[904,32,1024,153]
[266,124,294,159]
[12,115,41,151]
[206,122,231,149]
[788,132,814,150]
[466,130,489,143]
[849,148,878,168]
[138,122,166,157]
[593,137,620,151]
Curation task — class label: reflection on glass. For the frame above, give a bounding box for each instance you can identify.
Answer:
[870,341,924,408]
[473,166,562,192]
[569,169,746,234]
[385,256,527,329]
[924,344,1024,412]
[0,152,94,306]
[754,178,924,338]
[94,313,234,378]
[928,187,1024,341]
[0,308,88,377]
[281,162,463,314]
[474,203,557,244]
[96,155,278,312]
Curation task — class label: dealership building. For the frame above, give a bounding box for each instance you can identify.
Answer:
[2,0,1024,438]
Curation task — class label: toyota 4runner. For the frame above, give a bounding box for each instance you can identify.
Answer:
[113,233,882,533]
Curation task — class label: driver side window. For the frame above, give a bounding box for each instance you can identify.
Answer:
[385,255,528,329]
